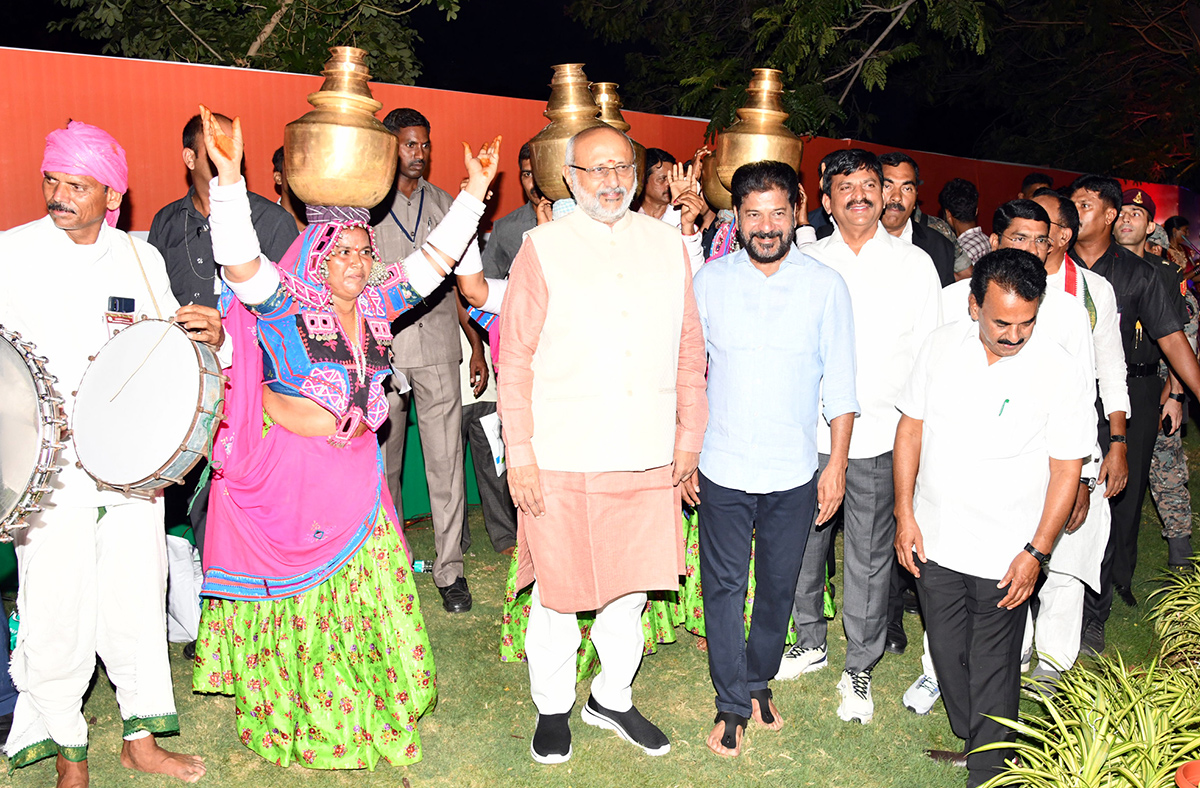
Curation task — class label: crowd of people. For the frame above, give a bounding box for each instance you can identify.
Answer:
[0,99,1197,788]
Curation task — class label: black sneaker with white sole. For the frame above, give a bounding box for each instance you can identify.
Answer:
[580,695,670,756]
[531,711,572,764]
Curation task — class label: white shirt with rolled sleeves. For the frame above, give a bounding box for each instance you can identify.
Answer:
[896,320,1097,581]
[804,222,942,458]
[0,216,182,507]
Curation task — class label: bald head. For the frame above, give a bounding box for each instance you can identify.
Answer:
[565,125,634,168]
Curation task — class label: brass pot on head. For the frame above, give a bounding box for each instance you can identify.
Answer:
[704,68,804,209]
[528,64,609,202]
[701,155,733,211]
[284,47,397,208]
[591,82,646,198]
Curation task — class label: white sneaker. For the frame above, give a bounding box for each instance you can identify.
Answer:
[774,643,828,680]
[1020,646,1032,673]
[836,669,874,724]
[902,673,940,715]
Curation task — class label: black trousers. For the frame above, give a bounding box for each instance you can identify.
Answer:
[458,400,517,553]
[1087,374,1160,624]
[916,560,1027,788]
[698,472,817,717]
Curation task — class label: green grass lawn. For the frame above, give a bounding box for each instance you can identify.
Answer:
[7,434,1193,787]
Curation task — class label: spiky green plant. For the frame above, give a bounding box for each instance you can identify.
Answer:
[1148,559,1200,669]
[977,656,1200,788]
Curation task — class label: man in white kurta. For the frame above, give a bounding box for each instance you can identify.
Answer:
[498,126,707,764]
[0,122,211,786]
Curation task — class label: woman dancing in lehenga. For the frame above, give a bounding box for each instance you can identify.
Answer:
[190,106,500,769]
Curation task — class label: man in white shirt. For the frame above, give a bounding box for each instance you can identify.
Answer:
[777,149,942,725]
[895,249,1095,787]
[902,200,1109,715]
[0,121,213,787]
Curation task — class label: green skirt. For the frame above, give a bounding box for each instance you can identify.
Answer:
[193,511,436,769]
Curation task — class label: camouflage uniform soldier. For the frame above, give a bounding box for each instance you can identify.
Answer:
[1149,286,1197,565]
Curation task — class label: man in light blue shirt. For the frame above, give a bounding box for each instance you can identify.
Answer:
[692,160,858,758]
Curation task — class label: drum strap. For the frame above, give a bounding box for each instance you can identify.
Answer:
[128,235,163,319]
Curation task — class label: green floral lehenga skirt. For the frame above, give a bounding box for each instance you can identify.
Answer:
[193,512,436,769]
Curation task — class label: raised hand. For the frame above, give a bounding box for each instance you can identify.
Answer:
[668,161,694,203]
[462,136,502,202]
[198,104,243,186]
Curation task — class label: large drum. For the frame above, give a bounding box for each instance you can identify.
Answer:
[72,319,225,497]
[0,326,66,541]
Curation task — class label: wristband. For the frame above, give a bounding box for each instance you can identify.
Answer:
[207,177,263,267]
[1081,477,1096,492]
[1023,542,1050,566]
[1169,392,1187,403]
[1109,434,1127,445]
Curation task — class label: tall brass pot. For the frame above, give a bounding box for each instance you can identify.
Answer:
[284,47,397,208]
[591,82,645,198]
[528,64,608,202]
[704,68,804,209]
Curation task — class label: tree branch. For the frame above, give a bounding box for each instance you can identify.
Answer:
[247,0,294,58]
[162,1,224,62]
[823,0,918,104]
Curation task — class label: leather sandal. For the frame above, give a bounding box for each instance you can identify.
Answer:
[749,688,775,725]
[712,711,747,756]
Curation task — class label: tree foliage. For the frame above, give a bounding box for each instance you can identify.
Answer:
[959,0,1200,187]
[568,0,987,138]
[51,0,461,85]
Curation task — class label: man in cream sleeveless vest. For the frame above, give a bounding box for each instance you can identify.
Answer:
[497,126,708,764]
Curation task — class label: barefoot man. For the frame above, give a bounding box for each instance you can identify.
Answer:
[0,121,210,786]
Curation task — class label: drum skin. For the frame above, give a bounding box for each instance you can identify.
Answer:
[71,319,224,494]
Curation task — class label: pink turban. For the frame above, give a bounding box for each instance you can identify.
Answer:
[41,121,129,228]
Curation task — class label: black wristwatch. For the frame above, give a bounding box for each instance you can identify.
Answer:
[1109,434,1127,445]
[1081,477,1097,492]
[1169,392,1187,403]
[1023,542,1051,566]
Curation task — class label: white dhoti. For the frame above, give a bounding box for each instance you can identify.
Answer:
[526,583,647,715]
[5,499,176,767]
[1028,478,1110,671]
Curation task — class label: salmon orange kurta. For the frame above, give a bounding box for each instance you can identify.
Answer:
[497,208,708,613]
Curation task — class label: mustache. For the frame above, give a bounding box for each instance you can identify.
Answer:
[750,230,783,241]
[885,201,906,212]
[48,201,74,214]
[997,337,1025,346]
[404,159,426,168]
[845,197,875,209]
[597,187,628,199]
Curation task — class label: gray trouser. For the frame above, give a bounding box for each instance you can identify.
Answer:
[460,400,517,553]
[381,363,465,587]
[791,452,896,673]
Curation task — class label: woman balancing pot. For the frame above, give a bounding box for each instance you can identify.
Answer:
[190,102,501,769]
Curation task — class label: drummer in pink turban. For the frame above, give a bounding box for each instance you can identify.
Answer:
[0,120,212,785]
[40,120,130,244]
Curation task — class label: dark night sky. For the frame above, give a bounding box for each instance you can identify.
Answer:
[4,1,979,160]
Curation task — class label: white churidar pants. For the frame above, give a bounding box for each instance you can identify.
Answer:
[526,583,646,715]
[5,500,175,759]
